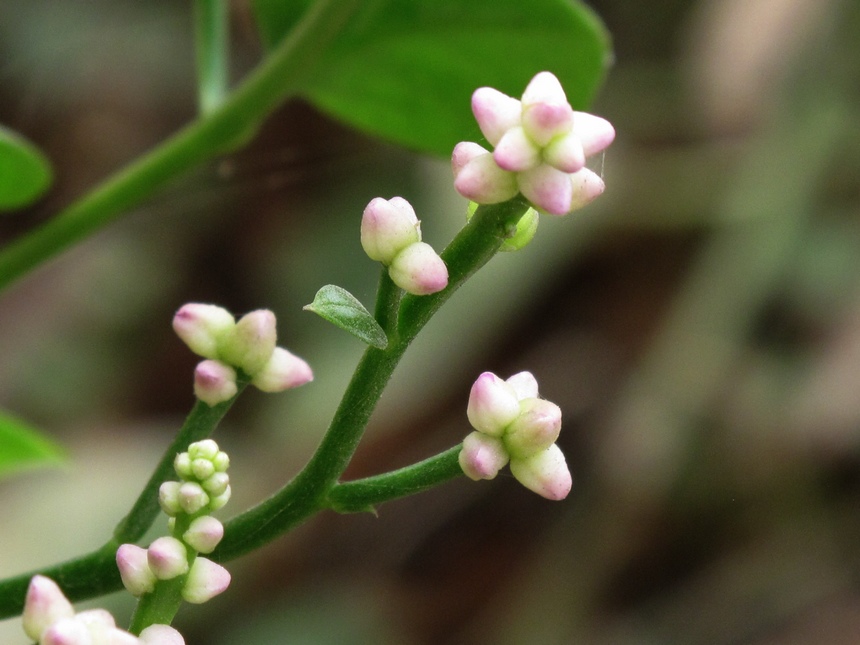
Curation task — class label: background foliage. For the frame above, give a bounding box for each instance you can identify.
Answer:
[2,0,860,643]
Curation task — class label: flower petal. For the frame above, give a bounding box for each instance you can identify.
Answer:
[543,131,586,173]
[459,431,509,480]
[494,126,541,172]
[453,151,519,204]
[517,165,574,216]
[521,71,568,108]
[509,443,572,500]
[574,111,616,157]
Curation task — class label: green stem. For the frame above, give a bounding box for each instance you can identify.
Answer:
[0,197,533,617]
[213,197,532,561]
[326,446,463,513]
[194,0,230,115]
[0,0,361,294]
[113,380,248,544]
[373,270,402,339]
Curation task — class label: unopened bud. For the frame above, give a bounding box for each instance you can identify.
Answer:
[504,398,562,458]
[193,360,237,407]
[208,485,232,511]
[452,142,518,205]
[219,309,277,376]
[459,431,509,480]
[509,444,572,501]
[23,576,74,641]
[182,558,231,604]
[147,537,189,580]
[183,516,224,554]
[158,481,182,516]
[178,482,209,514]
[388,242,449,295]
[201,471,229,497]
[116,544,157,596]
[252,347,314,392]
[361,196,421,265]
[173,304,235,359]
[466,372,521,436]
[139,624,186,645]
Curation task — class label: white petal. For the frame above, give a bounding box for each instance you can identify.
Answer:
[509,444,572,500]
[574,112,616,157]
[568,168,606,212]
[453,153,519,204]
[493,126,541,172]
[517,165,574,216]
[543,131,586,173]
[521,71,568,107]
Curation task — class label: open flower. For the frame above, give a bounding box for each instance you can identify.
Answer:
[453,71,615,216]
[459,371,571,500]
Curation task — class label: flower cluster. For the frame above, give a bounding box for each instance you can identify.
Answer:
[23,575,184,644]
[360,196,449,295]
[116,440,232,605]
[459,371,571,500]
[173,304,313,406]
[452,71,615,216]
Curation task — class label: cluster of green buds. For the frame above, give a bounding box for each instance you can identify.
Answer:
[459,371,572,500]
[116,440,231,607]
[173,304,313,406]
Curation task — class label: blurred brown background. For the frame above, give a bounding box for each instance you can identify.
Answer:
[2,0,860,642]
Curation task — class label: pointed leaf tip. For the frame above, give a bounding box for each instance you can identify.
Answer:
[304,285,388,349]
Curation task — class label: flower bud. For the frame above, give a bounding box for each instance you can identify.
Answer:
[158,481,182,516]
[172,304,235,359]
[517,164,574,216]
[471,86,522,146]
[361,196,421,265]
[188,439,220,461]
[193,360,238,407]
[139,624,186,645]
[23,576,74,641]
[41,617,89,645]
[459,431,509,480]
[211,450,229,472]
[252,347,314,392]
[191,458,215,481]
[388,242,449,295]
[452,142,519,205]
[178,482,209,514]
[116,544,157,596]
[505,371,539,399]
[509,443,572,500]
[208,485,231,511]
[183,516,224,554]
[504,398,562,458]
[147,537,189,580]
[201,471,229,497]
[219,309,277,376]
[466,372,521,436]
[494,125,541,172]
[182,558,231,604]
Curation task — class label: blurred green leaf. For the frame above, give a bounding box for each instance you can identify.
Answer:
[304,284,388,349]
[0,125,53,211]
[0,410,65,478]
[253,0,611,156]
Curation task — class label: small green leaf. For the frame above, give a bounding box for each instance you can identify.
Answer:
[0,411,65,479]
[0,125,53,211]
[304,285,388,349]
[252,0,611,157]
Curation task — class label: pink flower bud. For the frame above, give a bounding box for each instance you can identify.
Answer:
[509,443,572,500]
[388,242,449,295]
[543,131,586,174]
[23,576,74,641]
[574,111,616,157]
[182,558,231,604]
[75,609,138,645]
[360,196,421,265]
[493,126,541,172]
[459,431,509,480]
[504,398,563,458]
[139,624,186,645]
[466,372,521,436]
[193,360,237,407]
[178,482,210,514]
[41,617,89,645]
[566,167,606,212]
[521,100,574,148]
[147,537,189,580]
[172,304,235,359]
[452,143,519,204]
[517,164,575,216]
[471,86,522,146]
[252,347,314,392]
[183,516,224,554]
[521,71,569,110]
[219,309,277,376]
[116,544,157,596]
